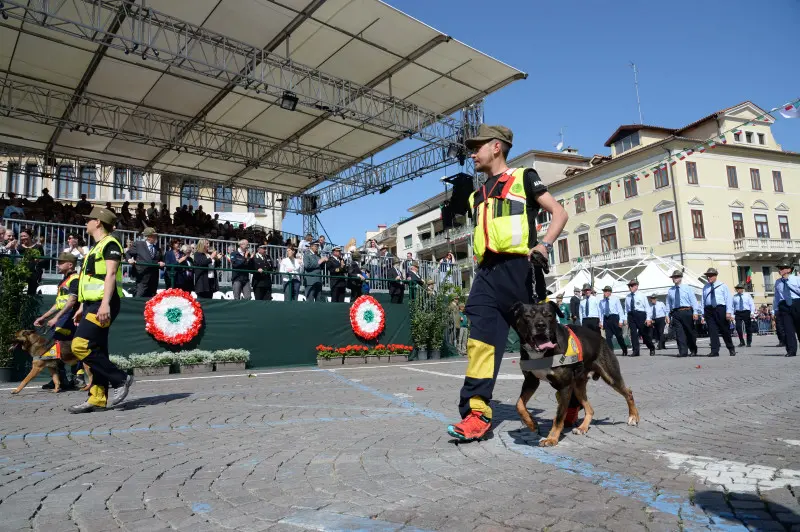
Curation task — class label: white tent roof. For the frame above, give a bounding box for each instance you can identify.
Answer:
[630,262,704,297]
[552,270,591,297]
[0,0,525,196]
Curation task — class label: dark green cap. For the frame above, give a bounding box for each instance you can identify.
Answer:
[465,124,513,150]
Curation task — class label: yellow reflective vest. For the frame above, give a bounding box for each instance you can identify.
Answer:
[78,235,124,302]
[55,272,80,309]
[468,167,531,264]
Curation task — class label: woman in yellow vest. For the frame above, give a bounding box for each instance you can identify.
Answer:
[33,252,81,389]
[447,124,581,442]
[68,207,134,414]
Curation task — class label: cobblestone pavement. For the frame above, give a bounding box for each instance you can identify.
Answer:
[1,334,798,532]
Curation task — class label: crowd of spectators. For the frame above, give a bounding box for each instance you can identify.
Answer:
[1,189,299,247]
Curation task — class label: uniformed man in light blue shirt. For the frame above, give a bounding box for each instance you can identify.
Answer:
[578,283,602,333]
[702,267,735,357]
[733,283,756,348]
[624,278,655,356]
[666,269,701,357]
[773,261,800,357]
[647,294,669,351]
[599,285,627,356]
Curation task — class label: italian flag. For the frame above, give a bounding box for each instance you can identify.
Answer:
[679,153,686,160]
[698,145,706,153]
[780,101,800,119]
[745,267,752,285]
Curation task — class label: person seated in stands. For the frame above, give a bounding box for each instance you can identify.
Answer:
[146,202,159,220]
[75,194,92,215]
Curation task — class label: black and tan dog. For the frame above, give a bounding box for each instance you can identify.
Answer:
[511,301,639,447]
[10,330,92,394]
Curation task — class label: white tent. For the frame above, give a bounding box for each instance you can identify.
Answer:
[552,269,592,297]
[213,212,257,228]
[548,252,707,300]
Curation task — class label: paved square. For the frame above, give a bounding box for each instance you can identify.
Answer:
[2,335,798,531]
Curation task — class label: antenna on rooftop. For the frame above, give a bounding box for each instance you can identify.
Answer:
[554,126,566,152]
[629,62,644,124]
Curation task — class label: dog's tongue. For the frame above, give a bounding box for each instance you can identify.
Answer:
[535,341,556,351]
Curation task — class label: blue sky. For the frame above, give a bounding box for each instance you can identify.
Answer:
[283,0,800,244]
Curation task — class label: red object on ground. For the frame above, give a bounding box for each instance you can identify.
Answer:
[416,387,424,391]
[696,365,702,369]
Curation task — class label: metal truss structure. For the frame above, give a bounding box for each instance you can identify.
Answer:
[0,77,369,178]
[0,93,478,214]
[1,0,459,147]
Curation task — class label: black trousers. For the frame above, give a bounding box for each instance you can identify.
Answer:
[627,310,654,354]
[254,285,272,301]
[390,292,404,304]
[459,257,578,420]
[704,305,734,354]
[734,310,752,345]
[135,271,159,297]
[775,309,786,345]
[651,317,666,349]
[72,299,127,408]
[671,309,697,356]
[778,300,800,355]
[331,285,347,303]
[603,314,626,354]
[582,317,600,334]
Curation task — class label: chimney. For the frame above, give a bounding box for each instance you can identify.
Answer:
[378,224,386,230]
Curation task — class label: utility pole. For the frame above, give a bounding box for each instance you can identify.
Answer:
[629,62,643,124]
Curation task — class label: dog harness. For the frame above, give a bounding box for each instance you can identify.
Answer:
[520,327,583,377]
[33,342,61,362]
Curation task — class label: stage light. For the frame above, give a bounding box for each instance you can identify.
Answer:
[379,185,392,194]
[280,91,298,111]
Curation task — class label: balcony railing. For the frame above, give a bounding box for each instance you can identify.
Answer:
[570,245,649,267]
[733,238,800,254]
[764,282,775,293]
[419,224,472,249]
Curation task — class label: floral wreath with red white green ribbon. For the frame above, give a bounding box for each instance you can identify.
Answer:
[144,289,204,345]
[349,295,385,340]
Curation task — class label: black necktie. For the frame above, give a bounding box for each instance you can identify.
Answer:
[676,286,681,308]
[629,293,634,312]
[710,284,717,306]
[737,294,743,311]
[652,304,656,320]
[584,298,590,316]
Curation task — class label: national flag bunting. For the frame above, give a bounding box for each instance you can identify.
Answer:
[686,149,694,156]
[669,160,677,167]
[780,101,800,119]
[698,145,706,153]
[679,154,686,161]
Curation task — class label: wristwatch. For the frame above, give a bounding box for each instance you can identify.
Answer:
[540,240,553,252]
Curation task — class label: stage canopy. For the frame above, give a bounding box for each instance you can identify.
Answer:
[0,0,525,212]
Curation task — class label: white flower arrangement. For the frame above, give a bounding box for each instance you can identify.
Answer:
[110,349,250,368]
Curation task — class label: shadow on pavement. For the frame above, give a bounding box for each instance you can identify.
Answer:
[116,393,192,410]
[692,490,799,530]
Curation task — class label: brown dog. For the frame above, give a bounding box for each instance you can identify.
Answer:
[511,301,640,447]
[10,330,92,394]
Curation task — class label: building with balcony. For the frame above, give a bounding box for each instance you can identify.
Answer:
[542,101,800,303]
[1,159,285,232]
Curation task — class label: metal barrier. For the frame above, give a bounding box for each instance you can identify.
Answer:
[2,219,462,291]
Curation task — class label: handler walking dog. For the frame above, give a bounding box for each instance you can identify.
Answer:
[446,124,582,443]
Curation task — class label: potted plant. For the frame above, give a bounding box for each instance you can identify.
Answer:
[110,355,133,374]
[127,352,175,376]
[426,291,448,360]
[316,345,342,367]
[367,344,386,363]
[343,345,366,365]
[0,253,36,381]
[175,350,213,373]
[212,349,249,371]
[409,296,429,360]
[388,344,412,364]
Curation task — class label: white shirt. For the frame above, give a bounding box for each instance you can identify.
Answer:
[279,257,303,283]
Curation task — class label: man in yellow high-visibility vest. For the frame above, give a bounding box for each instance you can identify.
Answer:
[447,124,580,442]
[68,207,134,414]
